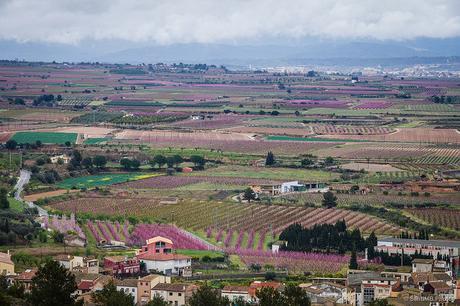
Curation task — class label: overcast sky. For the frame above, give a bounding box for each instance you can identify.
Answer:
[0,0,459,45]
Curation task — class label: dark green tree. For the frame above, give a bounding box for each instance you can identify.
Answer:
[151,155,166,169]
[283,284,311,306]
[188,285,230,306]
[256,287,284,306]
[28,260,80,306]
[324,156,335,166]
[146,296,169,306]
[300,158,314,167]
[5,140,17,150]
[81,157,93,169]
[172,155,183,168]
[120,158,132,170]
[92,281,134,306]
[166,156,175,168]
[349,247,358,270]
[265,151,275,166]
[130,159,140,170]
[243,188,256,203]
[322,191,337,208]
[369,299,389,306]
[190,155,205,169]
[93,155,107,168]
[0,189,9,209]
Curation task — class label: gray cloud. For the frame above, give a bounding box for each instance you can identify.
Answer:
[0,0,459,44]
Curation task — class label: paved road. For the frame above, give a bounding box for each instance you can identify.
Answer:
[14,169,48,217]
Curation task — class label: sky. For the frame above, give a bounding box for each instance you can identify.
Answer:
[1,0,460,45]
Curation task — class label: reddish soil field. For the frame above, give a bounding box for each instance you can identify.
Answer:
[321,128,460,144]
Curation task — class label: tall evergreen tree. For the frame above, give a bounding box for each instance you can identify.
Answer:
[349,247,358,270]
[0,189,9,209]
[265,151,275,166]
[28,260,81,306]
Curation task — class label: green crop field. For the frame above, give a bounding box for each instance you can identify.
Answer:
[83,138,111,144]
[57,173,160,189]
[11,132,78,144]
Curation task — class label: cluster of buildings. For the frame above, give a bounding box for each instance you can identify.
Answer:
[4,235,460,305]
[0,236,195,305]
[250,181,329,196]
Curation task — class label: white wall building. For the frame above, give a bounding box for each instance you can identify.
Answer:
[116,279,138,305]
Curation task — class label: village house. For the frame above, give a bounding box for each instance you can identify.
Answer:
[423,281,455,302]
[55,255,99,274]
[409,272,453,289]
[136,236,192,276]
[55,254,84,270]
[151,283,198,306]
[50,154,71,164]
[271,240,287,253]
[221,285,251,303]
[74,273,113,305]
[0,251,15,275]
[248,281,283,303]
[412,258,435,273]
[116,278,138,305]
[137,274,171,305]
[14,268,37,292]
[299,282,348,304]
[103,255,140,276]
[347,271,396,306]
[250,181,328,196]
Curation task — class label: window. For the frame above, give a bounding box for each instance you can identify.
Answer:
[156,241,166,248]
[178,293,182,296]
[169,292,173,296]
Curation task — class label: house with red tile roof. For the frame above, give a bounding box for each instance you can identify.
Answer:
[221,285,251,303]
[14,268,37,292]
[103,255,140,276]
[136,236,191,276]
[248,281,284,303]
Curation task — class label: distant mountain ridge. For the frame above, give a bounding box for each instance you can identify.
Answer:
[0,37,459,67]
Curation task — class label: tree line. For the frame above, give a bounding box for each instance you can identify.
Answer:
[279,221,377,255]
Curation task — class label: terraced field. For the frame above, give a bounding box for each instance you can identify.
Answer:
[48,196,401,236]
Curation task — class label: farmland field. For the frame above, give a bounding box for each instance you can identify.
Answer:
[47,196,401,236]
[57,173,160,189]
[1,60,460,280]
[11,131,78,144]
[406,209,460,231]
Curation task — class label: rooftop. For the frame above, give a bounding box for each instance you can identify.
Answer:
[116,278,138,288]
[17,269,37,281]
[379,237,460,248]
[78,280,94,291]
[137,253,191,261]
[145,236,173,245]
[139,274,163,282]
[412,258,434,264]
[0,252,14,266]
[222,285,250,293]
[152,283,194,292]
